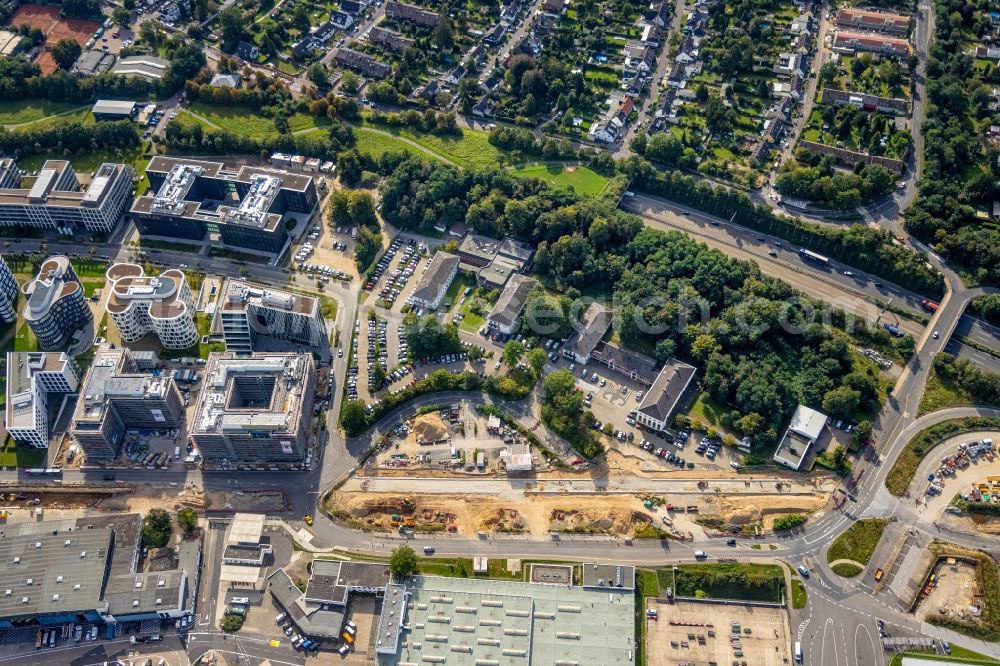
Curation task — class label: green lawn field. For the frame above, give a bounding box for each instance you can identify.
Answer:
[0,100,86,126]
[508,164,610,196]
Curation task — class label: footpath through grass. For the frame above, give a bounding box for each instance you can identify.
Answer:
[826,518,887,567]
[359,119,502,170]
[0,99,84,126]
[885,417,1000,496]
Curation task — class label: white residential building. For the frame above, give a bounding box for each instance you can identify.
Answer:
[5,352,80,448]
[105,263,198,350]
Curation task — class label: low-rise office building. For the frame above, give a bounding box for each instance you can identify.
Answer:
[0,253,19,323]
[216,280,325,354]
[773,404,828,470]
[189,352,316,465]
[0,159,134,234]
[110,55,169,81]
[409,251,459,310]
[91,100,137,121]
[131,157,318,255]
[562,302,613,365]
[634,358,697,432]
[5,352,81,448]
[486,274,536,334]
[70,345,184,461]
[106,263,198,350]
[21,256,93,351]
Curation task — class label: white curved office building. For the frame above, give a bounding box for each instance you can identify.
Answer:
[106,263,198,350]
[22,256,93,351]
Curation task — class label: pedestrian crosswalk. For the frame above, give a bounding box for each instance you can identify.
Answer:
[861,500,888,518]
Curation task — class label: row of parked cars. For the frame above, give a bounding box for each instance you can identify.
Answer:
[366,315,389,390]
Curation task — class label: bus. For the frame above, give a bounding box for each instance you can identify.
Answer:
[798,248,829,265]
[25,468,62,476]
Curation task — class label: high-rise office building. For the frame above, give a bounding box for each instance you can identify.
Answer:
[0,254,19,323]
[21,256,93,351]
[5,352,81,448]
[106,263,198,350]
[217,280,325,354]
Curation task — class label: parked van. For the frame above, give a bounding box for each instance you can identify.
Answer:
[174,446,181,460]
[795,641,802,663]
[694,550,707,559]
[230,597,249,605]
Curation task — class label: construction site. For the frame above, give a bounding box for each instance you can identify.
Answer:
[913,554,984,624]
[324,473,833,538]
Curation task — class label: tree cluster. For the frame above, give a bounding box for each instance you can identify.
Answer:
[541,370,602,458]
[933,352,1000,408]
[162,118,355,158]
[776,156,895,209]
[903,0,1000,285]
[405,315,464,360]
[0,120,140,158]
[140,508,172,549]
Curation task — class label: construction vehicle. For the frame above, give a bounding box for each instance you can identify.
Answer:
[303,514,313,526]
[874,568,885,581]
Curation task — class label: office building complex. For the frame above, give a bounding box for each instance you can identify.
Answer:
[189,352,316,465]
[131,157,318,255]
[217,280,325,354]
[0,253,18,323]
[5,352,81,448]
[21,256,93,351]
[70,345,183,461]
[0,513,199,628]
[0,159,134,233]
[106,263,198,350]
[409,251,459,310]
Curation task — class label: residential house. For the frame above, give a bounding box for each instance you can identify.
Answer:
[666,62,687,88]
[415,80,440,102]
[675,35,698,63]
[330,10,353,29]
[368,26,415,52]
[237,40,260,61]
[975,45,1000,60]
[444,64,466,85]
[589,97,633,144]
[821,88,908,114]
[641,23,664,48]
[623,43,654,74]
[500,0,523,24]
[836,8,910,35]
[472,96,497,117]
[340,0,362,13]
[334,48,392,78]
[773,52,803,78]
[159,2,181,22]
[684,7,708,35]
[832,31,909,56]
[210,72,242,88]
[484,23,507,47]
[643,1,670,28]
[482,70,503,91]
[540,0,565,17]
[385,0,439,27]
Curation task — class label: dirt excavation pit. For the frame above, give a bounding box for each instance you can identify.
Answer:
[325,490,816,538]
[916,559,981,621]
[711,493,830,530]
[0,486,127,510]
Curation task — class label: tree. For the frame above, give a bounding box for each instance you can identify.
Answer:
[340,71,360,94]
[112,7,131,26]
[695,84,708,103]
[221,615,244,632]
[139,20,159,45]
[62,0,100,18]
[307,62,328,89]
[176,507,198,537]
[822,386,861,418]
[542,369,577,402]
[141,508,172,548]
[341,399,368,435]
[502,340,525,367]
[348,190,378,228]
[431,12,454,50]
[389,545,418,578]
[337,150,363,186]
[219,7,246,53]
[526,347,547,375]
[49,39,81,70]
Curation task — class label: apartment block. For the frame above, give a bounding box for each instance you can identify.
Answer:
[0,253,18,323]
[5,352,80,448]
[0,159,133,234]
[189,352,316,465]
[131,157,318,255]
[21,256,93,351]
[70,345,183,461]
[106,263,198,350]
[217,280,325,354]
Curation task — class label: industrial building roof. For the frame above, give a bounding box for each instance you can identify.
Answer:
[379,576,635,666]
[92,100,136,116]
[580,563,635,590]
[0,528,112,618]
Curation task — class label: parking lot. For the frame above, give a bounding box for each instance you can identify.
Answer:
[645,601,791,666]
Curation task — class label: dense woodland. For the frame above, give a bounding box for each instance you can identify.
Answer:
[379,158,889,447]
[903,0,1000,284]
